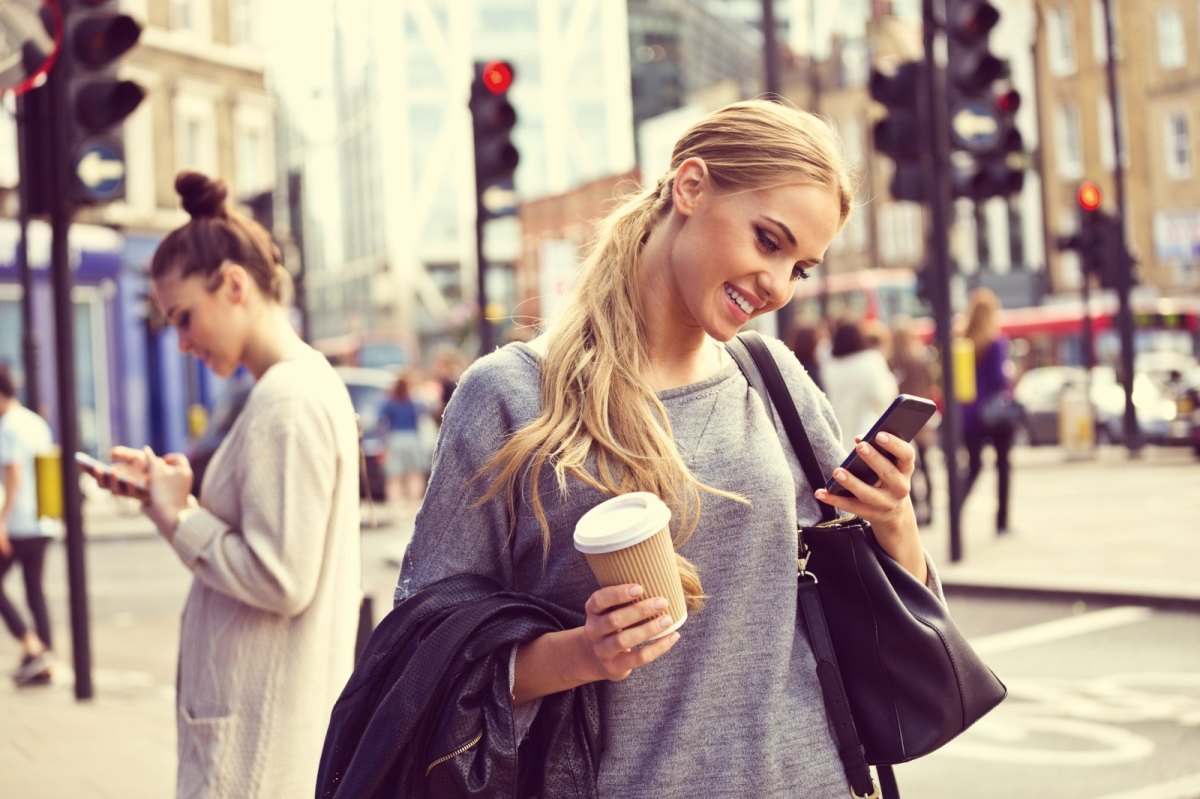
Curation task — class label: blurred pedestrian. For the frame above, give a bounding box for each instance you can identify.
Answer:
[82,172,362,798]
[961,288,1018,535]
[389,100,939,796]
[430,346,467,427]
[786,320,826,389]
[889,317,938,525]
[822,317,899,452]
[378,372,430,508]
[0,365,55,686]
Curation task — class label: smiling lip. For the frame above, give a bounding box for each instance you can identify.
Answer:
[726,283,763,310]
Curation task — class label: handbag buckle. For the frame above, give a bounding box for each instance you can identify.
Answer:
[797,529,812,575]
[850,782,881,799]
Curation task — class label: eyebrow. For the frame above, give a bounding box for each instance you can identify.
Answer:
[762,216,823,267]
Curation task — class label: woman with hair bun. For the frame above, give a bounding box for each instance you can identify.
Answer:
[392,100,941,796]
[84,172,362,797]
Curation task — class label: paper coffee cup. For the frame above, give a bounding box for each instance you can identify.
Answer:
[573,492,687,641]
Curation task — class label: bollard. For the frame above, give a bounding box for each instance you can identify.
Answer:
[952,338,977,404]
[35,445,64,520]
[1059,382,1096,460]
[189,404,210,439]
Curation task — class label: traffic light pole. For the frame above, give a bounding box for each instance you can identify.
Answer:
[1101,0,1139,454]
[14,93,41,414]
[46,61,94,702]
[923,0,966,562]
[475,202,494,356]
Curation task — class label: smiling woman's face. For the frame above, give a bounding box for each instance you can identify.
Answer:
[663,176,842,342]
[152,268,246,378]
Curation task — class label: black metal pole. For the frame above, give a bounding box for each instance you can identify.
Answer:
[761,0,781,97]
[476,200,493,357]
[974,201,990,271]
[14,93,41,414]
[1101,0,1138,453]
[1081,276,1094,371]
[922,0,965,562]
[46,61,93,701]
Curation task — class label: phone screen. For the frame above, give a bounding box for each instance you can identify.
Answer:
[825,395,936,497]
[75,452,147,494]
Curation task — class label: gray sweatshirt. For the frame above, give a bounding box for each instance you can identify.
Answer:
[395,337,940,798]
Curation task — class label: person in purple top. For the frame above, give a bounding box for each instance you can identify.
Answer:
[961,288,1018,534]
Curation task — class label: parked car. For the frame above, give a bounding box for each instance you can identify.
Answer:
[1172,365,1200,456]
[188,366,393,501]
[1012,365,1185,446]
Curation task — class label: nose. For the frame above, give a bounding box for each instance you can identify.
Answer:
[756,267,792,310]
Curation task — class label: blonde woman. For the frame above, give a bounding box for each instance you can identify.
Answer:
[394,100,938,796]
[961,287,1018,534]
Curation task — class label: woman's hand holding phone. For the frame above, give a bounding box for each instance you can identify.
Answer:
[77,448,149,501]
[813,433,927,584]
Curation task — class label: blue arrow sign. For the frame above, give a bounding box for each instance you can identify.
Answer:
[73,138,127,202]
[951,100,1001,155]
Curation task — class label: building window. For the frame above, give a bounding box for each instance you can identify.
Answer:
[1055,103,1083,179]
[229,0,256,47]
[1164,112,1192,179]
[1156,7,1185,69]
[170,0,211,40]
[123,101,155,213]
[1047,7,1076,76]
[234,111,274,197]
[1090,0,1120,62]
[1097,95,1129,170]
[173,95,218,177]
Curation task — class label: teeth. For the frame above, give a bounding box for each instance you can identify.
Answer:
[725,285,753,314]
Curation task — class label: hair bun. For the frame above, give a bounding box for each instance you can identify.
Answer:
[175,171,228,219]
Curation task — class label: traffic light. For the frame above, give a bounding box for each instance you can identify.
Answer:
[470,60,519,214]
[1055,182,1129,289]
[946,0,1006,96]
[53,0,146,208]
[870,60,927,202]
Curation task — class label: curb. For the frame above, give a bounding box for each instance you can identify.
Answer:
[941,579,1200,612]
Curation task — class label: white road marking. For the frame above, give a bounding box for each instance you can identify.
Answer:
[971,606,1154,655]
[1093,773,1200,799]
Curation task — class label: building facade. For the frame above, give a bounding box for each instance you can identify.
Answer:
[316,0,636,358]
[0,0,274,456]
[1035,0,1200,296]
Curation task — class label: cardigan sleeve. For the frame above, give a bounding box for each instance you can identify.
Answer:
[169,395,338,617]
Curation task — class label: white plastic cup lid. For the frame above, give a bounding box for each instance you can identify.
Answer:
[573,492,672,554]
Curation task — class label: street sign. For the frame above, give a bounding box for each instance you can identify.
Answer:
[950,99,1001,154]
[73,138,126,201]
[0,0,62,96]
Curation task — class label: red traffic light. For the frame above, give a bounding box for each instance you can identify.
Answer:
[1077,181,1102,212]
[995,89,1020,114]
[481,61,513,94]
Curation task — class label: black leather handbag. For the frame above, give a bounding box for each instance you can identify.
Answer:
[729,333,1007,799]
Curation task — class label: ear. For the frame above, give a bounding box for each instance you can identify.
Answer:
[223,263,247,303]
[671,157,708,217]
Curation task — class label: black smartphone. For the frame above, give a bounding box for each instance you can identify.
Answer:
[75,451,148,496]
[826,394,937,497]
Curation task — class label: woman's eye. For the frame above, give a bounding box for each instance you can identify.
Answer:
[791,265,811,282]
[754,226,780,253]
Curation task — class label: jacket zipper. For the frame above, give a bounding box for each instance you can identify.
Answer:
[424,729,484,776]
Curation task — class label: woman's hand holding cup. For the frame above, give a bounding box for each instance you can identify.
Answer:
[579,583,681,682]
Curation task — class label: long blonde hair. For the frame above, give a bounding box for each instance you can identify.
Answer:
[479,100,853,611]
[963,288,1002,355]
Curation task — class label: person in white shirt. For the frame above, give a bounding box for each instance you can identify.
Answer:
[0,366,55,686]
[822,318,899,453]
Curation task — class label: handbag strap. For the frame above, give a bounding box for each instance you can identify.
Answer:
[728,331,891,799]
[727,332,837,523]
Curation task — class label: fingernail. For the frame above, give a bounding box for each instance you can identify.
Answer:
[652,597,668,610]
[658,615,673,628]
[628,585,644,597]
[858,442,870,453]
[815,489,828,499]
[877,432,891,444]
[835,470,848,482]
[670,633,681,643]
